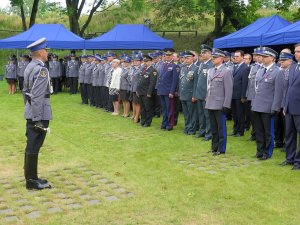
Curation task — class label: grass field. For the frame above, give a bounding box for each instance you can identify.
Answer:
[0,80,299,225]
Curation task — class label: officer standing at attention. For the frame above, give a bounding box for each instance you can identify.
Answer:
[281,44,300,169]
[193,44,214,141]
[136,55,157,127]
[23,37,52,190]
[205,49,233,155]
[5,56,17,94]
[67,53,79,94]
[49,54,61,94]
[17,54,30,92]
[85,55,96,106]
[251,47,284,160]
[79,55,88,104]
[179,51,198,135]
[157,48,180,131]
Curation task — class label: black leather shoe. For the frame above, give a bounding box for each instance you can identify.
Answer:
[292,164,300,170]
[279,161,293,166]
[275,143,284,148]
[38,178,48,184]
[142,124,150,127]
[26,179,51,190]
[212,151,221,156]
[255,153,263,158]
[259,155,269,160]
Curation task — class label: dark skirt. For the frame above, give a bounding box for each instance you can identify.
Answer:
[109,94,119,102]
[120,90,130,101]
[6,78,17,84]
[132,92,139,104]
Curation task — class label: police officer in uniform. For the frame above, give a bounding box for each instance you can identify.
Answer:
[5,56,17,94]
[49,54,61,94]
[99,55,107,108]
[281,43,300,169]
[252,47,284,160]
[205,49,233,155]
[179,51,198,135]
[17,54,30,92]
[245,47,263,141]
[85,55,96,106]
[67,53,79,94]
[136,55,157,127]
[79,55,88,104]
[92,54,102,107]
[157,48,180,131]
[194,44,214,140]
[23,37,52,190]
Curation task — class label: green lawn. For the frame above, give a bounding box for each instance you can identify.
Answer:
[0,80,299,225]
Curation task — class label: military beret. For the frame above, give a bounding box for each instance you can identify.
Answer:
[163,48,175,55]
[184,50,195,57]
[211,48,226,57]
[143,55,153,62]
[27,37,49,52]
[279,52,294,60]
[200,44,212,52]
[260,47,278,58]
[123,56,132,63]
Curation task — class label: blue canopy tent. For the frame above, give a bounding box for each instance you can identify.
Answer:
[213,15,291,48]
[262,20,300,45]
[85,24,173,50]
[0,24,85,49]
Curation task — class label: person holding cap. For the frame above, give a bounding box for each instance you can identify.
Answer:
[251,47,284,160]
[205,48,233,156]
[23,37,52,190]
[136,55,158,127]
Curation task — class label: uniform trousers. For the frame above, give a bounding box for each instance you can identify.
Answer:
[51,78,60,94]
[18,76,24,91]
[160,95,174,130]
[153,89,161,117]
[181,100,197,134]
[80,83,85,103]
[231,99,245,135]
[101,86,109,110]
[94,86,101,107]
[87,84,93,105]
[245,101,255,138]
[91,86,97,106]
[285,113,300,165]
[25,120,49,155]
[139,95,154,126]
[275,109,285,146]
[69,77,78,94]
[252,111,275,157]
[208,110,227,153]
[82,83,89,104]
[196,100,211,138]
[173,96,180,126]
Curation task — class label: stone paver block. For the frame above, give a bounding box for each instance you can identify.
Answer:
[15,199,26,204]
[99,190,109,196]
[72,189,82,194]
[206,170,217,174]
[124,192,135,197]
[4,216,19,222]
[20,205,34,211]
[26,211,41,219]
[0,208,13,214]
[113,188,126,193]
[87,199,100,205]
[197,166,206,171]
[66,203,82,209]
[47,207,63,214]
[99,178,109,183]
[105,196,119,202]
[80,194,91,199]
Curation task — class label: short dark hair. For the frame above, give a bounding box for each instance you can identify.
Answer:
[235,50,244,57]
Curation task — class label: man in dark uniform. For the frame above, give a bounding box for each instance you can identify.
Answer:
[281,43,300,169]
[79,55,88,104]
[23,37,52,190]
[136,55,157,127]
[205,49,233,155]
[157,48,180,131]
[231,50,250,137]
[252,47,284,160]
[194,44,214,140]
[179,51,198,135]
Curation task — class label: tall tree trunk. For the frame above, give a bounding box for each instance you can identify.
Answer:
[213,0,222,36]
[66,0,82,35]
[20,4,27,31]
[29,0,40,28]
